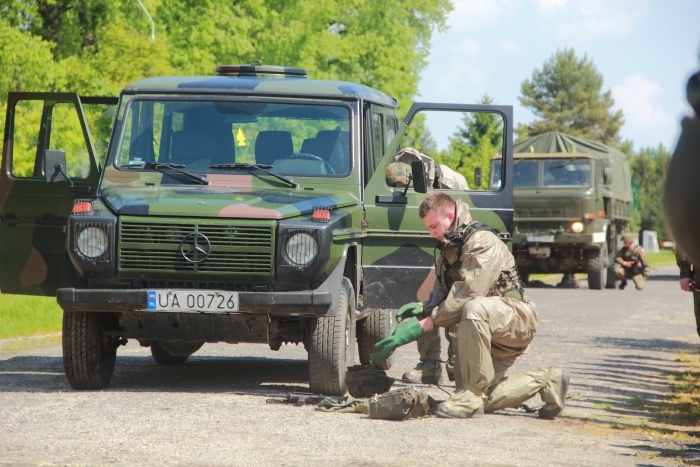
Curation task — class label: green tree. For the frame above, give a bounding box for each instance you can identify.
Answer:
[518,48,624,145]
[0,0,451,123]
[436,95,503,189]
[629,144,670,239]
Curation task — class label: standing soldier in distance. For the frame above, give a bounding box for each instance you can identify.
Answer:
[676,250,700,338]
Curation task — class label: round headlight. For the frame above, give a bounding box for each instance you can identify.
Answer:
[570,221,585,234]
[285,232,318,266]
[77,226,109,259]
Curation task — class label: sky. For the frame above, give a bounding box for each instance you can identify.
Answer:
[417,0,700,152]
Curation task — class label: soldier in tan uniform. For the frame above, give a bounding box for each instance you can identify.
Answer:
[371,193,569,419]
[613,233,649,290]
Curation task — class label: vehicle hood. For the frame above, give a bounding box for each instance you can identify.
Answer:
[101,185,358,219]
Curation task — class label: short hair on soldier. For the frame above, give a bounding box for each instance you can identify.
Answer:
[419,192,457,218]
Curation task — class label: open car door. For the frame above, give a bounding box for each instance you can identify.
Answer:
[361,103,513,309]
[0,92,117,296]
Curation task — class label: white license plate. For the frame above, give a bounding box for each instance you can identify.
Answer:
[528,246,551,258]
[525,235,554,243]
[147,290,239,313]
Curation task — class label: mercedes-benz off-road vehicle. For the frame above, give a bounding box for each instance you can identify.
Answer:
[1,64,514,394]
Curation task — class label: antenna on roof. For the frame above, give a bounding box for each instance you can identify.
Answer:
[136,0,156,42]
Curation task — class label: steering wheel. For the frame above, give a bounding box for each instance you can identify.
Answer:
[288,152,335,174]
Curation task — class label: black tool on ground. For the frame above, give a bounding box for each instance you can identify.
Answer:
[232,391,339,406]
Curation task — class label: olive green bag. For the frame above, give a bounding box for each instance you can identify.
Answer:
[368,387,436,421]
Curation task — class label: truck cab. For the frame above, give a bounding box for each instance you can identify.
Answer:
[490,131,632,289]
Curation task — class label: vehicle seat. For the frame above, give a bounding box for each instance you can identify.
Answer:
[171,130,216,165]
[316,128,350,173]
[255,131,294,166]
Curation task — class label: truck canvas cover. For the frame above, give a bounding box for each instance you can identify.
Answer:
[513,131,632,203]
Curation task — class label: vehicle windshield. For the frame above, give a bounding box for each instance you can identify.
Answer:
[542,159,591,187]
[116,99,351,176]
[503,158,592,188]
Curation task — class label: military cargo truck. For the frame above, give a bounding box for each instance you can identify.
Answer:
[1,64,514,395]
[490,131,632,290]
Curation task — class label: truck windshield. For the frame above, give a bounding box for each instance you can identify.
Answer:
[542,159,591,187]
[505,158,592,188]
[115,99,351,177]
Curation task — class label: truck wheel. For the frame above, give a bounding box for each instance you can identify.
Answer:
[308,277,356,395]
[62,312,118,390]
[519,267,530,285]
[357,308,393,370]
[586,244,607,290]
[150,341,203,365]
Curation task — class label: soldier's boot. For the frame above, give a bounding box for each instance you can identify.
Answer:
[538,369,571,419]
[401,360,443,384]
[484,368,570,419]
[433,386,485,419]
[619,279,628,290]
[402,327,442,384]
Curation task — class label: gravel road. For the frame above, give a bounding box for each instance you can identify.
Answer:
[1,264,698,466]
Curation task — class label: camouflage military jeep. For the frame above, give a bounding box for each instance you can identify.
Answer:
[0,64,514,395]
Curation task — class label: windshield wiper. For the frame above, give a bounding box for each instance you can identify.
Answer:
[209,163,298,188]
[548,158,576,170]
[129,161,209,185]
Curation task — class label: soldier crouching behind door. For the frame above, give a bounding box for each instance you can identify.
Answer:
[370,192,570,419]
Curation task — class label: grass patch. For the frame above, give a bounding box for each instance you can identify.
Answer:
[646,250,677,268]
[659,353,700,425]
[0,293,63,340]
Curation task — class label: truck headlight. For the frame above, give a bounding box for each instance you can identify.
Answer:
[77,226,109,259]
[285,232,318,266]
[570,221,585,234]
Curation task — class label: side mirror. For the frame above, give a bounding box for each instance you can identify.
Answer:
[44,150,73,185]
[474,167,482,188]
[411,160,427,193]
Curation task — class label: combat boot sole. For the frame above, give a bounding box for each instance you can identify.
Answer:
[539,369,570,420]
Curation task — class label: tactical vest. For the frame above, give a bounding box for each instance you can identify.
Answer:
[439,222,524,301]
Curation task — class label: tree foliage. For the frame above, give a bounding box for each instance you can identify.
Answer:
[0,0,451,109]
[433,95,503,189]
[628,144,670,239]
[518,48,624,146]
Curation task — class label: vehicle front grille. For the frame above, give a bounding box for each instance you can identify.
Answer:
[514,221,565,232]
[515,207,565,218]
[118,220,275,276]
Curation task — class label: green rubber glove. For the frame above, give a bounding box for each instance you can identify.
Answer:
[370,317,426,363]
[395,302,423,322]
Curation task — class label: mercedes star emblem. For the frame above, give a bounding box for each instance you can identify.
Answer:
[180,232,211,263]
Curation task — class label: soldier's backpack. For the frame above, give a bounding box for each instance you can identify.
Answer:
[393,147,469,190]
[368,387,436,421]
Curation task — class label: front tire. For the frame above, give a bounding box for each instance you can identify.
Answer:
[357,308,393,370]
[586,243,607,290]
[62,312,118,390]
[308,277,356,395]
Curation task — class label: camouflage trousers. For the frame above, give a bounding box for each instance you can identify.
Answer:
[443,295,539,414]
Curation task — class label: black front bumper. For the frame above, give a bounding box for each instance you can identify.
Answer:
[56,288,333,316]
